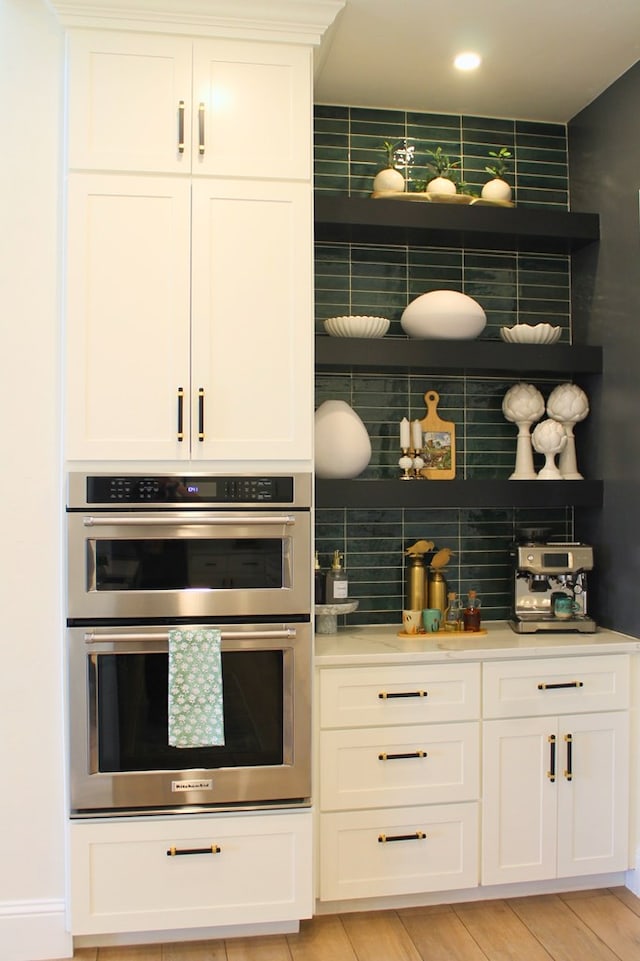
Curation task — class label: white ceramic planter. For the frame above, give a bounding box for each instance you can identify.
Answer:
[373,167,405,192]
[481,178,512,202]
[426,176,457,196]
[314,400,372,479]
[401,289,486,339]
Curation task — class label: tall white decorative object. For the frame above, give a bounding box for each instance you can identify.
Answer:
[502,383,545,479]
[546,383,589,479]
[532,419,567,479]
[314,400,372,479]
[401,290,487,340]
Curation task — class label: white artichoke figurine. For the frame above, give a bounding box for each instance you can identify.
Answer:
[502,383,545,479]
[532,419,567,479]
[546,383,589,479]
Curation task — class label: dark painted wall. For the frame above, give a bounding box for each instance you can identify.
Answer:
[569,61,640,634]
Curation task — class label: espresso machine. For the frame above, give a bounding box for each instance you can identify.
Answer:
[509,541,596,633]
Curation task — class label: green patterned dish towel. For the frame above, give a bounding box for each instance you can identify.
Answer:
[168,628,225,747]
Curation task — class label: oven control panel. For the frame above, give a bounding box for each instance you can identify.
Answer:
[79,474,297,505]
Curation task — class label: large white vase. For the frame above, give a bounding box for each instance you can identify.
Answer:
[401,289,486,339]
[314,400,372,479]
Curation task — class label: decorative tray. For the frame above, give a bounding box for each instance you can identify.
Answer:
[397,628,488,638]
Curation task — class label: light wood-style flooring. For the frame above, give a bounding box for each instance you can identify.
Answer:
[65,888,640,961]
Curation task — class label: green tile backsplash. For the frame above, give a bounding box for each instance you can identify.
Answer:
[314,104,574,627]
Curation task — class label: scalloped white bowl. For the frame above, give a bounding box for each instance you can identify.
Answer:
[500,323,561,344]
[324,315,390,338]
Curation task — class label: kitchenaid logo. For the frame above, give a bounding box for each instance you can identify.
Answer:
[171,779,213,793]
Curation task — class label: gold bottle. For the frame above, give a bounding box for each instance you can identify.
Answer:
[406,554,427,610]
[428,570,448,615]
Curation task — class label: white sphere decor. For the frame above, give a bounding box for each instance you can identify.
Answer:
[314,400,372,479]
[373,167,405,192]
[401,290,487,340]
[426,176,457,196]
[481,178,512,202]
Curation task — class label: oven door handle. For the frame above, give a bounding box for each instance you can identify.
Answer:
[82,515,296,527]
[83,628,298,643]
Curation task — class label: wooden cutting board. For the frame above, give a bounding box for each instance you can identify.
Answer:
[419,389,456,480]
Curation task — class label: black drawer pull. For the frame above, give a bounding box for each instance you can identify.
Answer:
[538,681,584,690]
[167,844,221,857]
[378,831,426,843]
[378,690,427,699]
[378,750,427,761]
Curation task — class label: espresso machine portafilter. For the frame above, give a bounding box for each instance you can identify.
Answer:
[509,542,596,633]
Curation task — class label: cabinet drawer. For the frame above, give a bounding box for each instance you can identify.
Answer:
[483,654,630,718]
[319,803,478,901]
[69,810,312,935]
[319,662,480,728]
[320,721,479,811]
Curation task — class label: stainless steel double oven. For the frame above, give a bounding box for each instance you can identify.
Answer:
[66,472,312,816]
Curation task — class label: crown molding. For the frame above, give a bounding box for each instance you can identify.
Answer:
[44,0,345,44]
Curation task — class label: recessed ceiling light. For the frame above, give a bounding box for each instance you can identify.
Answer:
[454,51,481,72]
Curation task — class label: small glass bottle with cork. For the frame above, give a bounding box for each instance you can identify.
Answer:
[463,590,482,631]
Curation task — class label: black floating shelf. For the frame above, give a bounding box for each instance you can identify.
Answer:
[315,336,602,376]
[315,479,603,510]
[314,195,600,254]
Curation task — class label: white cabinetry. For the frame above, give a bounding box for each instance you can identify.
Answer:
[66,173,311,460]
[66,31,312,179]
[317,662,480,902]
[69,810,312,936]
[64,29,313,464]
[482,654,630,885]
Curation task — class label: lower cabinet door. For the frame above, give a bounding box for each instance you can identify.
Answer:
[69,810,312,935]
[319,803,478,902]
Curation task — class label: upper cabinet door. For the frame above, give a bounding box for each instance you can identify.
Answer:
[66,31,312,180]
[67,31,193,173]
[191,39,311,181]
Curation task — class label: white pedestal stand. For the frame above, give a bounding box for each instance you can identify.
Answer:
[315,600,359,635]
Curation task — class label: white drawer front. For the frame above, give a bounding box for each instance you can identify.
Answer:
[319,803,479,901]
[320,721,479,811]
[320,662,480,728]
[483,654,630,719]
[69,810,312,935]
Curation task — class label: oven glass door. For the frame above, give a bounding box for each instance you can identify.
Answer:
[69,624,311,813]
[67,511,311,618]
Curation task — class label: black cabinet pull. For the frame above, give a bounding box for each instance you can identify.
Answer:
[198,387,205,441]
[564,732,573,780]
[177,387,184,442]
[167,844,221,857]
[378,690,427,699]
[378,750,427,761]
[538,681,584,690]
[378,831,426,843]
[177,100,185,154]
[547,734,556,782]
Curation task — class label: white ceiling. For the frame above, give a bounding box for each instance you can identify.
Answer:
[314,0,640,123]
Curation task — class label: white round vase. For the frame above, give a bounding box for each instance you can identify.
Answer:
[481,178,512,202]
[314,400,372,479]
[401,290,487,340]
[373,167,405,192]
[426,176,457,196]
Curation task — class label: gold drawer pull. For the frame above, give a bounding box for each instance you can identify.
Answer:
[378,831,426,843]
[378,750,427,761]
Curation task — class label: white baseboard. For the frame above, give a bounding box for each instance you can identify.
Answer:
[0,899,72,961]
[75,919,300,948]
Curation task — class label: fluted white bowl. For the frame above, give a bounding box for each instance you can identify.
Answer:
[500,323,561,344]
[324,315,390,338]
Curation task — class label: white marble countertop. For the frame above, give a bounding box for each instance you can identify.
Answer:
[314,621,640,665]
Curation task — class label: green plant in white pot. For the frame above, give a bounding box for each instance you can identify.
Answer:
[482,147,513,202]
[424,146,460,196]
[372,140,405,193]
